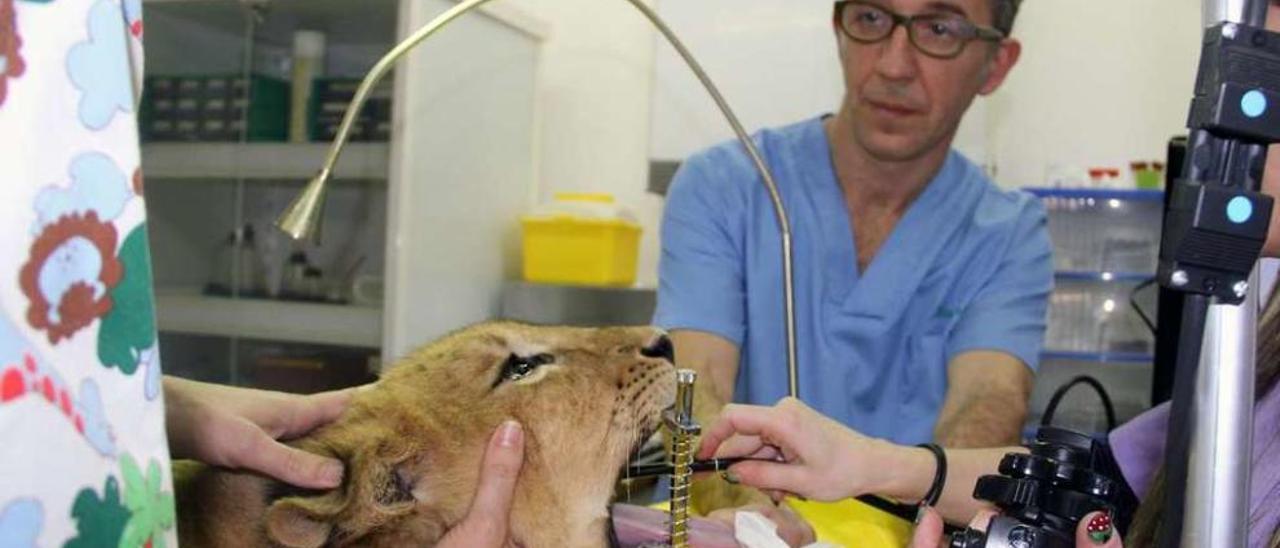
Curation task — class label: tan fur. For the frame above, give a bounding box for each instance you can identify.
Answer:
[174,322,676,548]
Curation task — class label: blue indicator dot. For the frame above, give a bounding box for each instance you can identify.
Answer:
[1228,196,1254,224]
[1242,90,1267,118]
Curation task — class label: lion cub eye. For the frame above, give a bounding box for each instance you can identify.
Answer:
[498,353,555,384]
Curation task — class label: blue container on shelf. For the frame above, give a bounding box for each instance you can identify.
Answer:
[1027,188,1164,276]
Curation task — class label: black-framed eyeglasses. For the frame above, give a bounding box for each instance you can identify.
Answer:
[833,0,1006,60]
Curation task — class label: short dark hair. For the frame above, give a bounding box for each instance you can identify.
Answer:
[993,0,1023,35]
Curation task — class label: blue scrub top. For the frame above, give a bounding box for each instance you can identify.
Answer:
[654,117,1053,445]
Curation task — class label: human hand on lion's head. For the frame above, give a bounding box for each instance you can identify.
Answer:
[164,375,357,489]
[173,323,680,548]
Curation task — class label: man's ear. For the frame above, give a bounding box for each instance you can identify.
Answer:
[266,495,342,548]
[979,38,1022,96]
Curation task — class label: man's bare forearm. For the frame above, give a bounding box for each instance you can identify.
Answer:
[934,392,1026,447]
[936,351,1033,448]
[669,330,739,424]
[667,330,777,513]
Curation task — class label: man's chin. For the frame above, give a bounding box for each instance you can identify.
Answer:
[855,132,934,163]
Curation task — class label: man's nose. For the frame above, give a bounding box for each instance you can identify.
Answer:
[874,25,919,81]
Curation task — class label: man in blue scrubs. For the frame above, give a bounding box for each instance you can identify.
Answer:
[655,0,1048,534]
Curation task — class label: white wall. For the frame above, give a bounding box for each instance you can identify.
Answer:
[503,0,664,287]
[985,0,1203,188]
[384,0,541,357]
[648,1,843,161]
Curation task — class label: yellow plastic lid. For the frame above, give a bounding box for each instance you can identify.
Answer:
[554,192,615,204]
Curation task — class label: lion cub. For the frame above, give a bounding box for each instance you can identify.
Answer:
[174,322,677,548]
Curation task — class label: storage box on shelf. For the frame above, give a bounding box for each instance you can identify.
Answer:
[140,74,289,142]
[159,332,379,394]
[309,78,394,142]
[1023,188,1164,436]
[140,0,545,390]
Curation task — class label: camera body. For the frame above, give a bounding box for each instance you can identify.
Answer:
[949,427,1137,548]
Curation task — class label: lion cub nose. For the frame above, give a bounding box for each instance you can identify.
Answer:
[640,333,675,362]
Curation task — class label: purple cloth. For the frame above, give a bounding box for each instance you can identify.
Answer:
[1109,386,1280,547]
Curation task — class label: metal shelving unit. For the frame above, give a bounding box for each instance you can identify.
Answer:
[1054,270,1153,283]
[142,142,390,181]
[1026,187,1164,435]
[140,0,545,391]
[1026,187,1165,203]
[155,288,382,348]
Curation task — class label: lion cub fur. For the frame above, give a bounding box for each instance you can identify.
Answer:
[174,322,676,548]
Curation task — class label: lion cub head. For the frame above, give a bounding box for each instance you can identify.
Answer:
[187,322,677,548]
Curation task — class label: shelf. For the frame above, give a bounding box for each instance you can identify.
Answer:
[155,288,382,348]
[142,142,389,180]
[1041,350,1154,364]
[1025,188,1164,202]
[144,0,398,46]
[1055,271,1153,283]
[143,0,548,44]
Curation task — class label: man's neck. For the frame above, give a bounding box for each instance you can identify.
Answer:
[824,108,952,214]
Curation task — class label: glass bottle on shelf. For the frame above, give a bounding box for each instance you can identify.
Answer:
[208,224,264,298]
[282,250,311,300]
[302,266,325,301]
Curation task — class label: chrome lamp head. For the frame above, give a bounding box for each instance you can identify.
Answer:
[275,167,331,244]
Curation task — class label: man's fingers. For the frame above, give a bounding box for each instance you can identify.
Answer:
[698,404,791,459]
[310,387,358,423]
[1076,512,1122,547]
[710,434,767,460]
[444,422,524,548]
[710,436,781,463]
[276,388,359,439]
[233,427,345,489]
[908,506,945,548]
[724,460,808,497]
[764,489,788,503]
[968,510,998,532]
[465,421,525,529]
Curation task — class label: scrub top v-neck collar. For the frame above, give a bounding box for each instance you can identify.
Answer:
[803,121,980,330]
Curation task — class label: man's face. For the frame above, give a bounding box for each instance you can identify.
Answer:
[834,0,1020,162]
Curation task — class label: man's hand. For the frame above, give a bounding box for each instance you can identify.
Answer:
[698,398,898,503]
[164,376,356,489]
[438,421,525,547]
[933,351,1032,447]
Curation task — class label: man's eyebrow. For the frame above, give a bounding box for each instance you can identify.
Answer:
[922,1,971,18]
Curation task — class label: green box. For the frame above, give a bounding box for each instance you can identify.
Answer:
[308,77,393,142]
[1134,170,1162,189]
[141,74,289,142]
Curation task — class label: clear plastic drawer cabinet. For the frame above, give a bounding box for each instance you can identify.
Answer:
[1024,188,1164,437]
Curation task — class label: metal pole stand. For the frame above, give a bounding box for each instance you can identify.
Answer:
[1158,1,1276,545]
[1180,278,1258,546]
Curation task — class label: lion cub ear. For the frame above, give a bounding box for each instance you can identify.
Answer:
[266,497,339,548]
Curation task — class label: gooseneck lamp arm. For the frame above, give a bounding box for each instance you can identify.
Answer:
[274,0,802,399]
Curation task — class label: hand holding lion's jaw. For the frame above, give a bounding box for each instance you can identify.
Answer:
[163,376,356,489]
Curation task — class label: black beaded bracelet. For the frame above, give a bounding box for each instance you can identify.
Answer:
[915,443,948,507]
